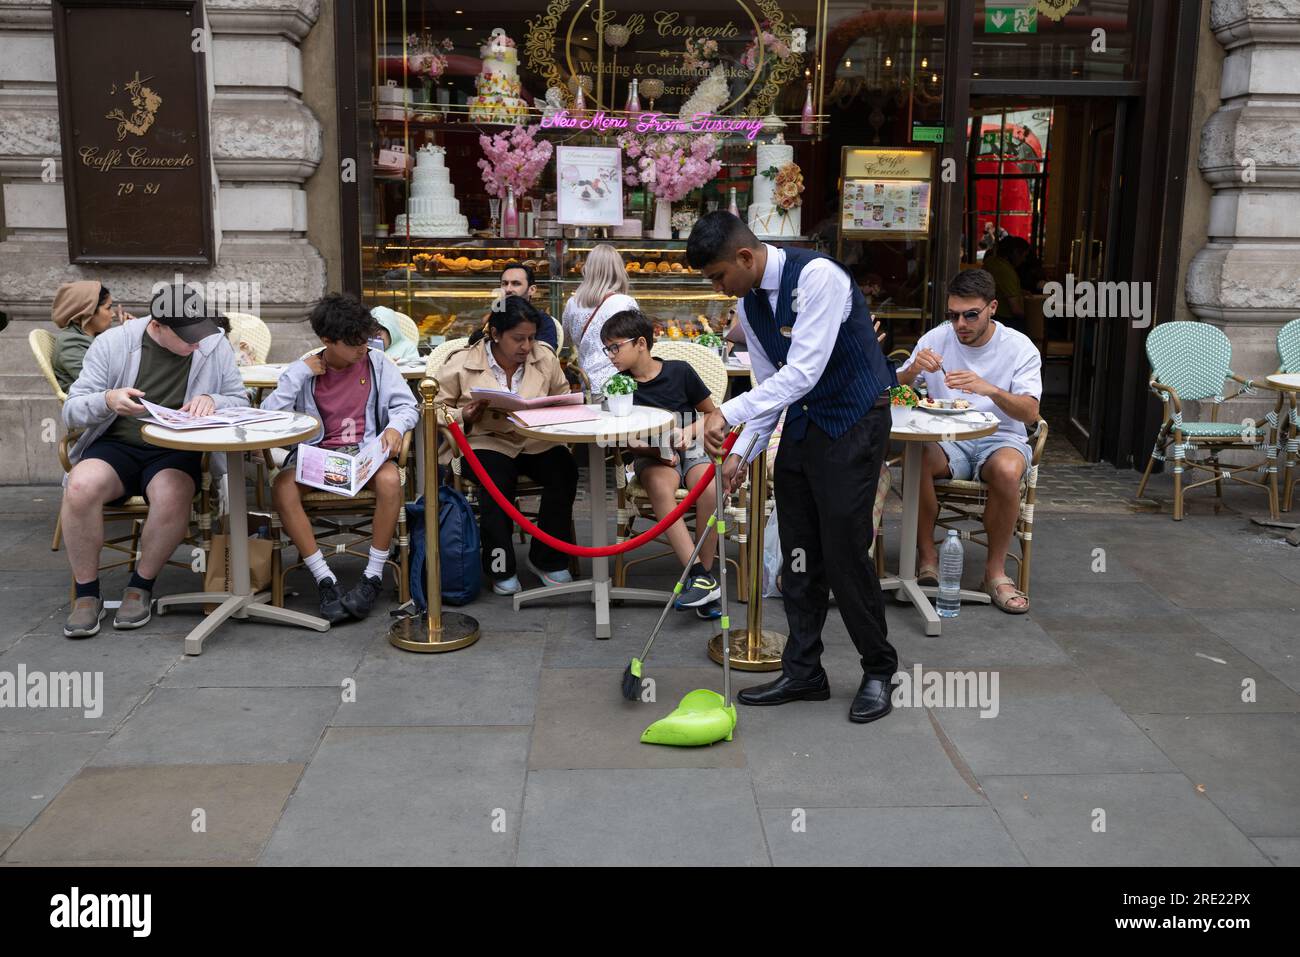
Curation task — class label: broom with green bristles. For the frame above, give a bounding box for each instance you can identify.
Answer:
[620,426,742,701]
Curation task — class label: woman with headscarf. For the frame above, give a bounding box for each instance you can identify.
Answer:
[51,281,130,391]
[370,306,422,364]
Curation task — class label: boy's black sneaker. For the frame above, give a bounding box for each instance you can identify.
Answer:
[695,600,722,620]
[341,575,383,620]
[317,578,348,624]
[675,573,721,609]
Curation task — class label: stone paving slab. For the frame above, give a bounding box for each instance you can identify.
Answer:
[1185,608,1300,695]
[1053,629,1300,716]
[332,631,544,727]
[0,732,109,829]
[0,632,177,732]
[761,806,1026,866]
[88,687,339,766]
[929,665,1177,776]
[1133,713,1300,838]
[529,667,757,770]
[1251,837,1300,867]
[3,763,303,864]
[260,727,527,866]
[981,773,1272,866]
[517,768,768,866]
[742,698,985,808]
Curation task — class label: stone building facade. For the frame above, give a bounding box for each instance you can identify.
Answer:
[1,0,1297,484]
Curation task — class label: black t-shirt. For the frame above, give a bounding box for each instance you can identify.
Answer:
[630,359,710,420]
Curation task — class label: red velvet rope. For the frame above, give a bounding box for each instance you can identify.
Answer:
[445,420,738,558]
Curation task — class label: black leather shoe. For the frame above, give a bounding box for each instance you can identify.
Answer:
[341,574,383,620]
[317,578,348,625]
[737,671,831,706]
[849,676,893,724]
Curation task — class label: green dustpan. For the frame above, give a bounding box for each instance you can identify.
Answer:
[641,689,738,747]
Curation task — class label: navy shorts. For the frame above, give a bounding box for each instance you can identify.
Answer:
[81,438,204,506]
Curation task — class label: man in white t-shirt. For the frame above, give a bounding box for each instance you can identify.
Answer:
[896,268,1042,614]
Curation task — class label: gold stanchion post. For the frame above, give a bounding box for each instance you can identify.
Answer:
[708,451,785,670]
[389,379,481,652]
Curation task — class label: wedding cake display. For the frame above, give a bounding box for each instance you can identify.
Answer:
[393,144,469,237]
[748,138,804,239]
[467,28,529,124]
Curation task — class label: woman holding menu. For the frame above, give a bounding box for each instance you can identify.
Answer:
[436,295,579,596]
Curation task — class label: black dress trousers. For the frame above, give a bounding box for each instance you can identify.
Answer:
[773,403,898,681]
[474,445,579,578]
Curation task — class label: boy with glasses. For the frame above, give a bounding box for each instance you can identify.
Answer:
[895,268,1042,614]
[601,309,723,619]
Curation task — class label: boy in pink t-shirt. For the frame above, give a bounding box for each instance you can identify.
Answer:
[262,294,419,623]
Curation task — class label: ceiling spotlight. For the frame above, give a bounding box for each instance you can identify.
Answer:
[921,57,928,68]
[844,59,851,68]
[884,56,892,67]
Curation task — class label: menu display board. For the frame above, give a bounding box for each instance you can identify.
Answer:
[839,147,935,241]
[52,0,215,265]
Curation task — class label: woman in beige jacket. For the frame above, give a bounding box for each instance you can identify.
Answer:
[436,296,579,596]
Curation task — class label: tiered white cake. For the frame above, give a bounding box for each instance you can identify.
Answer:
[748,142,801,239]
[394,144,469,237]
[468,28,529,124]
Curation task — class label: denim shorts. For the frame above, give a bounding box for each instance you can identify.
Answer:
[938,435,1031,482]
[632,444,711,485]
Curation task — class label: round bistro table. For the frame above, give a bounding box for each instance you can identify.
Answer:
[883,405,1000,636]
[142,412,326,655]
[508,405,676,639]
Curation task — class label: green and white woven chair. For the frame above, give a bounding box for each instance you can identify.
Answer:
[1136,321,1280,520]
[1267,317,1300,512]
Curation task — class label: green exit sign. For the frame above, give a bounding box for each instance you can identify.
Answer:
[985,6,1037,33]
[912,125,945,143]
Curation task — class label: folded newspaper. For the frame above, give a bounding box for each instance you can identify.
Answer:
[294,437,385,497]
[139,399,289,431]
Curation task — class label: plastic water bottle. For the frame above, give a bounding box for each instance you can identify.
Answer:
[936,529,963,619]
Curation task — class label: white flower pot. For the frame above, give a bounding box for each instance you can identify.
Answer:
[650,198,673,240]
[605,392,634,416]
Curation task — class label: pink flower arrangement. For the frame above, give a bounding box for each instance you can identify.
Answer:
[740,23,793,70]
[478,125,554,200]
[618,132,722,204]
[682,38,719,71]
[771,162,804,213]
[408,34,454,80]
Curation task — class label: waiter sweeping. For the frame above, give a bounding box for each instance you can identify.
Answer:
[689,212,898,724]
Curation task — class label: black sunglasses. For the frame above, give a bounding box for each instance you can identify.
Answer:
[945,304,991,324]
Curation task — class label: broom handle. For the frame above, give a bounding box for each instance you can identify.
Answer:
[715,453,730,707]
[634,510,717,663]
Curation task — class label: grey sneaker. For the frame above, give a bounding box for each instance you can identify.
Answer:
[113,586,153,629]
[64,596,106,639]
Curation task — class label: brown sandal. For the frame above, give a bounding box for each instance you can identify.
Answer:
[983,576,1029,614]
[917,563,939,587]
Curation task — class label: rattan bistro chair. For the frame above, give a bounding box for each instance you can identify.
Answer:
[31,328,214,572]
[1137,322,1280,520]
[934,418,1047,597]
[1269,317,1300,511]
[613,342,749,598]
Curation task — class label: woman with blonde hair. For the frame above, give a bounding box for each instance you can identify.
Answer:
[561,243,637,395]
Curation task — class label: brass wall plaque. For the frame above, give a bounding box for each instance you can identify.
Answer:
[52,0,216,265]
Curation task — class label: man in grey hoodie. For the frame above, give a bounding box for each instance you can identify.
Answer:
[61,285,248,638]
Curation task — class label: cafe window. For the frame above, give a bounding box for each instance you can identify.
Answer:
[345,2,948,351]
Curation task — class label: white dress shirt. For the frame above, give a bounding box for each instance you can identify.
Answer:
[718,244,854,461]
[485,343,525,393]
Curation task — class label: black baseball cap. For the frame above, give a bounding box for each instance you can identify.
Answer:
[148,282,224,343]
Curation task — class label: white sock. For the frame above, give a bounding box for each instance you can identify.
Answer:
[304,550,333,584]
[365,546,388,580]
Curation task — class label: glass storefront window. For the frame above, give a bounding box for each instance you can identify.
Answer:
[347,2,948,351]
[972,1,1138,81]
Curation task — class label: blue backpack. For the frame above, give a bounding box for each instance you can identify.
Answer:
[407,484,481,608]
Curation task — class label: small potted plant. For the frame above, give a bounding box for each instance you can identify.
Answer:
[603,373,637,416]
[696,330,725,361]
